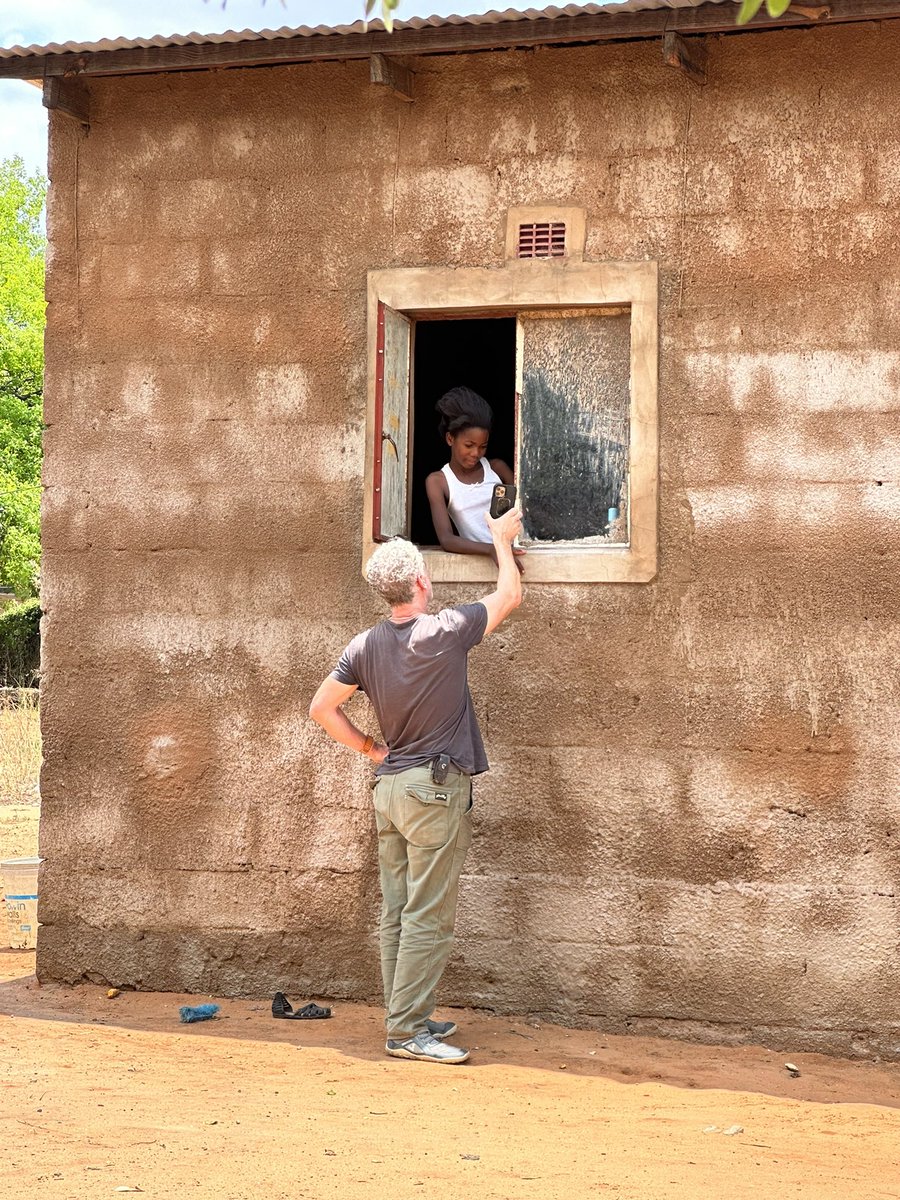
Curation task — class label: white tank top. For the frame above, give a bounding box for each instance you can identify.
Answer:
[441,458,502,543]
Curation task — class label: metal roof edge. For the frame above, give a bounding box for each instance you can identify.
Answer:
[1,2,733,60]
[0,0,895,79]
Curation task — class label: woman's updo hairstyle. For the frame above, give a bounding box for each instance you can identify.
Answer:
[435,387,494,438]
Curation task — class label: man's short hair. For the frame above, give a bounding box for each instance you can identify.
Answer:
[365,539,426,606]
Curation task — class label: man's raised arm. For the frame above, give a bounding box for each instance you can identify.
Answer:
[480,506,524,636]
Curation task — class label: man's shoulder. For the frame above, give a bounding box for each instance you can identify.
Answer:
[436,602,486,616]
[342,621,384,657]
[434,602,488,640]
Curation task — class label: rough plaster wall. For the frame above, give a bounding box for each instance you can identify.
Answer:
[39,22,900,1058]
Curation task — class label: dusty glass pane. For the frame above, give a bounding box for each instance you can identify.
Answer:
[518,310,630,545]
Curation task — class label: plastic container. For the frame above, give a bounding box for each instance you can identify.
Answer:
[2,857,41,949]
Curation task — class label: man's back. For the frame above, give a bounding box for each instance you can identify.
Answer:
[332,603,488,776]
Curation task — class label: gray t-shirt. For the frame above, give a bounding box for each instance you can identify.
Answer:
[331,603,489,776]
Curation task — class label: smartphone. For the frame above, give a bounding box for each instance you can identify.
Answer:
[490,483,517,519]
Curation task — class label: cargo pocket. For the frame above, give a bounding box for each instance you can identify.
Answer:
[403,784,452,849]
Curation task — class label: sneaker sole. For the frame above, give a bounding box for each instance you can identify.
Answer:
[386,1044,470,1064]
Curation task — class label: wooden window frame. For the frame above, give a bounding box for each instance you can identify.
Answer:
[364,260,658,584]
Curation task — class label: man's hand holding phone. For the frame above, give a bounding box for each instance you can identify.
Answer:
[486,500,525,573]
[489,484,525,573]
[486,503,522,543]
[481,500,525,629]
[487,484,525,573]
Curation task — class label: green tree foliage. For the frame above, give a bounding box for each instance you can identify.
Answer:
[0,157,45,599]
[365,0,402,31]
[737,0,792,23]
[0,596,41,687]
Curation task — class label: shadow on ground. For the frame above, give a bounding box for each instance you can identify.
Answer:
[3,949,898,1109]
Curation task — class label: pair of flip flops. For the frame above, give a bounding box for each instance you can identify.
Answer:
[272,992,331,1020]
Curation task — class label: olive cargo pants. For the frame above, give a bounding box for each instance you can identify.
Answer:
[373,764,473,1040]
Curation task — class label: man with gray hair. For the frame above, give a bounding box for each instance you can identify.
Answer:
[309,506,523,1064]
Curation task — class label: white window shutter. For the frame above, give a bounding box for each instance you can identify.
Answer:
[374,304,411,540]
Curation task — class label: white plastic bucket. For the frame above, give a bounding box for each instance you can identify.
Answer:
[2,857,41,949]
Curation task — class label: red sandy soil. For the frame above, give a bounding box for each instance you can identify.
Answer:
[1,948,899,1200]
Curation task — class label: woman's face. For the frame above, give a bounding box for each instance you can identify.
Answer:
[448,426,490,470]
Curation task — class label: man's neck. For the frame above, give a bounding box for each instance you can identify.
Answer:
[389,599,428,623]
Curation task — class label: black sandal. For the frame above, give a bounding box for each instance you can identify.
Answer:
[272,992,332,1020]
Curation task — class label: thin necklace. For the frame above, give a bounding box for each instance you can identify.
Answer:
[450,461,484,485]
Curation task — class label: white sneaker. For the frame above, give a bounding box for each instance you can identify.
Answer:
[386,1032,469,1063]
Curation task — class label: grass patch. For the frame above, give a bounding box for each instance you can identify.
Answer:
[0,691,40,806]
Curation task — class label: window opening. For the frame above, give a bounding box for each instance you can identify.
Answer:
[410,317,517,545]
[517,222,567,259]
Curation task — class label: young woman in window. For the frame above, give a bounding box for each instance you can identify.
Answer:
[425,387,525,572]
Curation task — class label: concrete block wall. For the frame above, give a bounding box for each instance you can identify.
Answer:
[39,20,900,1057]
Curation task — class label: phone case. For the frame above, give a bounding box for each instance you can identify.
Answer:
[490,483,517,519]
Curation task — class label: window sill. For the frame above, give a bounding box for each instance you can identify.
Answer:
[416,544,657,584]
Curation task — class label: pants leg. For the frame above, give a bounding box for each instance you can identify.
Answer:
[373,765,473,1040]
[373,784,409,1010]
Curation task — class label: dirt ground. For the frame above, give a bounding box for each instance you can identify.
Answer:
[2,800,899,1200]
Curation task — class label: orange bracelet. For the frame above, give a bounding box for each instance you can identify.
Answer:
[361,735,375,754]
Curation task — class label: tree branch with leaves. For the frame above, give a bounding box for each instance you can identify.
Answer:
[365,0,402,32]
[737,0,793,23]
[0,157,45,598]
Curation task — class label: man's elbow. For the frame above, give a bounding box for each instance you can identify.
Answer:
[495,589,522,626]
[308,696,327,725]
[506,592,523,618]
[503,582,523,610]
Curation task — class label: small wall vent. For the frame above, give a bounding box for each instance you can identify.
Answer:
[505,207,586,263]
[517,221,567,259]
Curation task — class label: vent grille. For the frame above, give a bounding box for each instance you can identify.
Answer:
[517,221,567,259]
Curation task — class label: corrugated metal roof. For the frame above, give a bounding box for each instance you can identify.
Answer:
[0,0,732,60]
